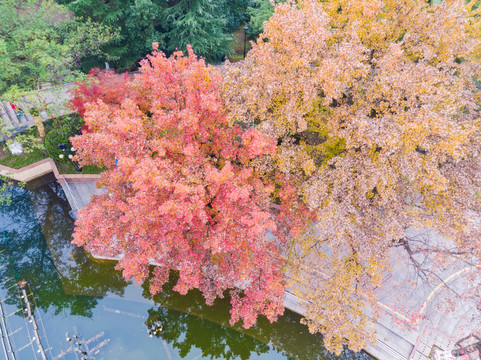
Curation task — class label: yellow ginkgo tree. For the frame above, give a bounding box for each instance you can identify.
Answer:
[223,0,481,354]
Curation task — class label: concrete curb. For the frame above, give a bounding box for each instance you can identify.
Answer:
[0,157,100,184]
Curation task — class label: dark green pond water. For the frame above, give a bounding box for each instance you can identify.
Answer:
[0,175,374,360]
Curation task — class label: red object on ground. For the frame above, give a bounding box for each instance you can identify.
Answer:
[10,103,17,110]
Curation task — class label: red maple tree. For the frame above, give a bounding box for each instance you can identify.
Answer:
[69,68,136,132]
[71,46,314,327]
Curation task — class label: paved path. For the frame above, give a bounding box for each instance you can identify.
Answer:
[0,101,34,132]
[374,234,481,360]
[59,178,105,218]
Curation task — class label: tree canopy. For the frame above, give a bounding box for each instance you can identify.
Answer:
[58,0,251,68]
[71,45,313,328]
[58,0,166,69]
[69,0,481,355]
[223,0,481,353]
[0,0,119,95]
[246,0,276,39]
[163,0,232,61]
[69,68,133,119]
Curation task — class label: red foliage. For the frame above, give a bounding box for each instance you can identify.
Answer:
[69,68,135,132]
[71,46,314,327]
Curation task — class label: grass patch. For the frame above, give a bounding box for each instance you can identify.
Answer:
[0,142,103,174]
[0,117,103,175]
[0,126,48,169]
[0,144,48,169]
[54,160,104,175]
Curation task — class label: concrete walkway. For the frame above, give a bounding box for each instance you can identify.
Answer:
[0,159,104,218]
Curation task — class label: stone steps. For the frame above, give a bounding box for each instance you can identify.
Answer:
[0,101,41,138]
[0,103,13,129]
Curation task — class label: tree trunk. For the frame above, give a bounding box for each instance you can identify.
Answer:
[33,116,45,138]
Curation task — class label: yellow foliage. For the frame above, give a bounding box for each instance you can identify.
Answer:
[222,0,481,354]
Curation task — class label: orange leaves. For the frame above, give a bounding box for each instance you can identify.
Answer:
[261,0,330,59]
[221,0,481,353]
[223,0,333,136]
[69,68,134,120]
[182,143,199,157]
[240,128,277,159]
[70,0,481,350]
[205,160,234,185]
[71,45,308,330]
[360,0,384,18]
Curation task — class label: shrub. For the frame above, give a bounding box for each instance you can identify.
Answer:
[44,114,84,162]
[29,107,40,116]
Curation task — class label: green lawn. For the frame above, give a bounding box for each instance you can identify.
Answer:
[0,143,104,174]
[0,145,48,169]
[54,160,104,175]
[0,123,103,175]
[0,125,49,168]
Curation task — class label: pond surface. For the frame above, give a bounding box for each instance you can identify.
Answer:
[0,175,374,360]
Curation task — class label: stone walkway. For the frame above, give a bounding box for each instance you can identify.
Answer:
[0,101,35,132]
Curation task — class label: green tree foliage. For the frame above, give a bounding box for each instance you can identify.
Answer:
[218,0,251,33]
[59,18,123,68]
[0,0,120,94]
[61,0,241,67]
[0,176,23,206]
[60,0,167,69]
[125,0,166,60]
[164,0,232,61]
[246,0,275,39]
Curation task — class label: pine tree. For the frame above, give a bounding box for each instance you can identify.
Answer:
[164,0,232,61]
[58,0,168,70]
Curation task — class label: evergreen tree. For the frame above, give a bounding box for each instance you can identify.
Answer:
[247,0,277,39]
[58,0,168,70]
[219,0,251,33]
[164,0,232,61]
[60,0,237,68]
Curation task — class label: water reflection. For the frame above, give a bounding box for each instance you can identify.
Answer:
[143,277,372,360]
[0,177,374,360]
[146,306,271,360]
[0,175,128,318]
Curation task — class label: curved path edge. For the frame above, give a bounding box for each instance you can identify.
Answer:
[0,158,100,184]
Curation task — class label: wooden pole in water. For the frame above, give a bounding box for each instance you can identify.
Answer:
[0,306,11,360]
[19,281,47,360]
